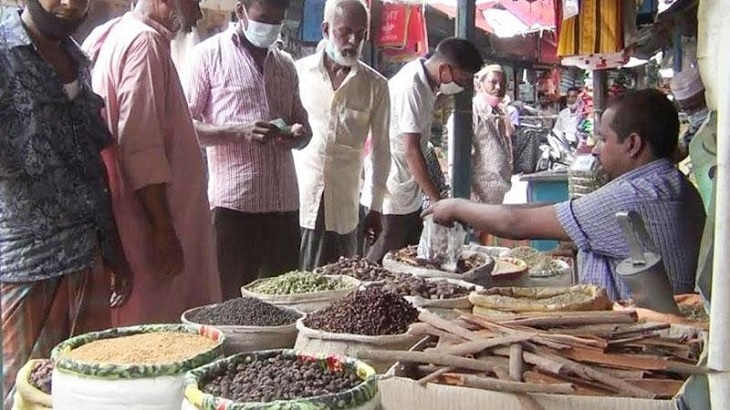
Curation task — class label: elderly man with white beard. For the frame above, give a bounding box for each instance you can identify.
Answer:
[294,0,391,270]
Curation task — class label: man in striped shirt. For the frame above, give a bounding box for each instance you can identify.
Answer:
[425,89,705,301]
[186,0,311,299]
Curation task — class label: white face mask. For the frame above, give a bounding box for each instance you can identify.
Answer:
[324,39,361,67]
[439,81,464,95]
[244,19,282,49]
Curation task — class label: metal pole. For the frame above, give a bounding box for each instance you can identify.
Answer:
[592,70,608,131]
[450,0,476,199]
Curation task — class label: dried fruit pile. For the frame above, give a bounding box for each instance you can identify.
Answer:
[186,298,301,327]
[316,256,397,282]
[379,275,470,300]
[248,271,353,295]
[392,246,487,273]
[304,287,418,336]
[63,332,217,365]
[201,355,361,402]
[29,360,53,395]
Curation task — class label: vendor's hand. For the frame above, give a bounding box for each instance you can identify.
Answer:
[251,121,281,143]
[153,225,184,277]
[421,198,467,227]
[364,210,383,245]
[110,266,133,308]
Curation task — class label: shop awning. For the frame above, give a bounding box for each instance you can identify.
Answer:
[429,0,555,38]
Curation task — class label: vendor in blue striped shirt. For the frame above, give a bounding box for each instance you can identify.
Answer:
[424,89,706,301]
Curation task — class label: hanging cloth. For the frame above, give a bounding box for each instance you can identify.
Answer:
[300,0,326,43]
[556,0,623,57]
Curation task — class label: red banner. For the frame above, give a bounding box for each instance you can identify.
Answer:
[377,3,410,48]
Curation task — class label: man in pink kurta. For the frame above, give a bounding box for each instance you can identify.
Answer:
[82,0,221,325]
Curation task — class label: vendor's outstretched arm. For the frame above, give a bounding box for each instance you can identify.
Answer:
[423,198,571,241]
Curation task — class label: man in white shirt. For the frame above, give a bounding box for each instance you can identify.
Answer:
[294,0,391,270]
[362,38,483,263]
[553,87,581,141]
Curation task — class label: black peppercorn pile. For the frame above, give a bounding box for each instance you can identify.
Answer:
[380,276,470,300]
[315,256,399,282]
[29,360,53,395]
[201,355,361,402]
[186,298,301,327]
[304,287,419,335]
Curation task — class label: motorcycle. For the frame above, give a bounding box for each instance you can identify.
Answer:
[536,129,578,172]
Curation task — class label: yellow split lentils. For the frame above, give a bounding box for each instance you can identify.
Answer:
[63,332,216,365]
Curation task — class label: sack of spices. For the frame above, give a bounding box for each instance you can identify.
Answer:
[12,359,53,410]
[50,324,224,410]
[181,349,379,410]
[469,285,611,314]
[182,298,304,355]
[240,272,360,313]
[383,245,495,286]
[294,288,419,373]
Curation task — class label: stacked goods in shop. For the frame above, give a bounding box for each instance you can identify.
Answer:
[51,324,224,410]
[12,359,53,410]
[295,287,420,372]
[469,285,611,318]
[182,350,379,409]
[240,271,360,312]
[315,256,400,283]
[182,298,304,354]
[369,309,706,405]
[383,246,495,286]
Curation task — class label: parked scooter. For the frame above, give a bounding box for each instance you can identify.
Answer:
[536,130,578,172]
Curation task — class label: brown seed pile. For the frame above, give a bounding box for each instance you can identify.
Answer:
[186,298,301,327]
[29,360,53,395]
[63,332,217,365]
[315,256,398,282]
[304,287,419,336]
[380,276,470,300]
[202,355,361,402]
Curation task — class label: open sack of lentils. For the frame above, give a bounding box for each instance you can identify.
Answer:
[50,324,224,410]
[182,350,379,409]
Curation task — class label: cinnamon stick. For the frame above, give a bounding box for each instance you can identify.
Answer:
[535,351,656,399]
[417,366,455,385]
[430,333,536,357]
[419,311,483,341]
[356,350,495,373]
[502,313,637,328]
[437,373,575,394]
[409,322,465,341]
[510,343,525,382]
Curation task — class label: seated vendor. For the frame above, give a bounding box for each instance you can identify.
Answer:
[424,89,706,301]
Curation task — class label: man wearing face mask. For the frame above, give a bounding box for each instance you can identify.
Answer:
[186,0,311,298]
[362,37,483,264]
[81,0,222,324]
[452,64,514,205]
[293,0,390,270]
[0,0,133,404]
[553,87,581,143]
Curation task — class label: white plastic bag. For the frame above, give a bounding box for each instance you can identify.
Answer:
[417,216,467,272]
